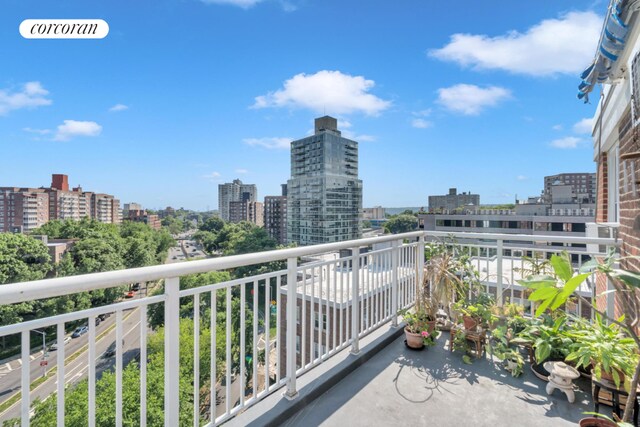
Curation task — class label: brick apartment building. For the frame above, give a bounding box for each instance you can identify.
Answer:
[229,200,264,227]
[0,174,121,233]
[127,209,161,230]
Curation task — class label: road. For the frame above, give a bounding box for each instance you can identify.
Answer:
[0,286,148,423]
[0,234,211,423]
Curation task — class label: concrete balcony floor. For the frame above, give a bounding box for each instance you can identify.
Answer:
[283,333,593,427]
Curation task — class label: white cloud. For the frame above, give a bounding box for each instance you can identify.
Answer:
[412,109,432,117]
[23,127,51,135]
[429,11,601,76]
[550,136,582,149]
[253,70,391,116]
[517,175,528,181]
[109,104,129,112]
[200,0,263,8]
[573,117,593,134]
[342,131,375,142]
[235,168,249,174]
[202,171,221,180]
[243,137,292,150]
[0,81,52,115]
[53,120,102,141]
[436,84,511,115]
[411,118,432,129]
[552,124,563,131]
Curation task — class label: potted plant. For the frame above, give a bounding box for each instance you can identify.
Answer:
[423,241,473,328]
[511,315,573,380]
[520,250,640,424]
[453,293,494,332]
[565,314,637,388]
[398,281,438,349]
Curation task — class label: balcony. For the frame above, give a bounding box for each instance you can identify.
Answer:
[0,231,619,426]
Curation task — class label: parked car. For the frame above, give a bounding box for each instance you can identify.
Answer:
[49,336,71,351]
[103,347,116,358]
[172,256,177,260]
[132,283,140,291]
[98,313,109,321]
[125,290,135,298]
[95,317,101,327]
[71,326,88,338]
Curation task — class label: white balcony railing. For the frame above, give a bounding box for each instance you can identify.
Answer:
[0,231,618,427]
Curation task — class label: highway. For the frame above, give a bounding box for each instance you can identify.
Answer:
[0,232,216,423]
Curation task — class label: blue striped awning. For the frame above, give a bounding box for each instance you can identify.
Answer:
[578,0,629,103]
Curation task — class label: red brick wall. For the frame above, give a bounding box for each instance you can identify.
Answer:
[596,152,608,223]
[618,125,640,273]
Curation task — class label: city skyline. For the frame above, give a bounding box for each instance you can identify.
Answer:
[1,1,601,210]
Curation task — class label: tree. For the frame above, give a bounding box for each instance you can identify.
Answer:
[383,214,418,234]
[0,233,51,284]
[199,216,224,234]
[161,216,183,235]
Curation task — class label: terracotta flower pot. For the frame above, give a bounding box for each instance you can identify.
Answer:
[405,328,424,349]
[578,417,616,427]
[426,319,436,334]
[599,367,625,385]
[462,315,478,331]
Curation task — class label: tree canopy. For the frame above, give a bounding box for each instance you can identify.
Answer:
[383,214,418,234]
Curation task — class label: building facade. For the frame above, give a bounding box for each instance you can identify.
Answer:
[543,173,596,203]
[264,196,287,245]
[362,206,385,220]
[228,200,264,226]
[578,1,640,318]
[287,116,363,245]
[0,174,121,232]
[0,188,49,233]
[428,188,480,212]
[218,179,257,222]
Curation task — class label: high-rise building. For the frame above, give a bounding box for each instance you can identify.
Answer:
[428,188,480,213]
[0,174,121,232]
[543,173,596,203]
[218,179,257,221]
[287,116,362,245]
[265,196,287,244]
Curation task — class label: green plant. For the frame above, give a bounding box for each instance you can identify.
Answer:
[519,250,640,423]
[453,292,496,327]
[565,314,637,388]
[452,330,472,356]
[506,315,529,334]
[398,308,433,334]
[511,315,573,364]
[487,326,524,377]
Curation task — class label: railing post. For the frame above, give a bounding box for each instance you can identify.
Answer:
[284,257,299,399]
[164,277,180,427]
[391,240,399,327]
[496,239,503,306]
[350,246,361,355]
[418,234,425,301]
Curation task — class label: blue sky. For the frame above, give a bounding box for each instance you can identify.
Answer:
[0,0,605,210]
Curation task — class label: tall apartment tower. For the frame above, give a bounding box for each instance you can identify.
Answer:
[218,179,257,221]
[543,173,596,203]
[265,196,287,244]
[287,116,362,245]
